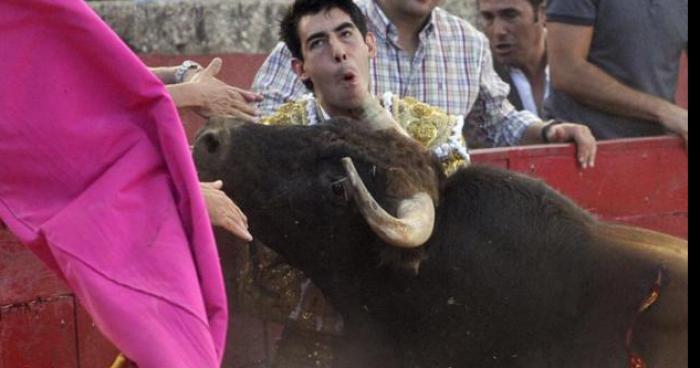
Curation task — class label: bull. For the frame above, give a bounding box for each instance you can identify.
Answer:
[194,117,688,368]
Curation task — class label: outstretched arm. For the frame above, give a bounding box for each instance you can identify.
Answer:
[157,58,264,122]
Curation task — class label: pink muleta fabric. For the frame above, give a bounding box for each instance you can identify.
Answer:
[0,1,227,367]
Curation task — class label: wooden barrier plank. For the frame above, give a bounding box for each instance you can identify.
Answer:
[0,296,78,368]
[0,228,71,305]
[472,136,688,238]
[76,304,120,368]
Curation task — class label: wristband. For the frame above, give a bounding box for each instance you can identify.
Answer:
[174,60,202,84]
[541,119,563,143]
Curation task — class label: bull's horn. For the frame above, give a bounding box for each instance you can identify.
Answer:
[341,157,435,248]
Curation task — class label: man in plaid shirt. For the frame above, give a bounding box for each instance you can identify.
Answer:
[253,0,597,168]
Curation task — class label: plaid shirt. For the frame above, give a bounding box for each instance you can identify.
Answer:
[252,0,541,148]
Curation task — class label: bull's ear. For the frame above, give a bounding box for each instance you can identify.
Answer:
[200,130,221,154]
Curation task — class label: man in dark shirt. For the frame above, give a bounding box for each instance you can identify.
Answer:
[546,0,688,144]
[480,0,549,118]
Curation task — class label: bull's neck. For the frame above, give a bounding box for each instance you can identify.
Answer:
[316,96,368,123]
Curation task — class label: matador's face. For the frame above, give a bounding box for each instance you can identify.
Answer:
[294,8,377,112]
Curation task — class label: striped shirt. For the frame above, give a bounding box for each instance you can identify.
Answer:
[252,0,541,148]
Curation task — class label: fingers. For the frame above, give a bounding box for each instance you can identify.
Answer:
[198,92,260,122]
[201,180,224,189]
[550,124,597,169]
[198,106,258,123]
[227,91,260,116]
[576,139,597,169]
[221,205,252,242]
[190,65,263,120]
[572,126,597,169]
[221,214,253,242]
[201,182,253,242]
[230,201,248,224]
[202,57,223,78]
[237,88,264,103]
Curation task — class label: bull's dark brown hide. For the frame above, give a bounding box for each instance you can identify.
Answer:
[194,117,688,368]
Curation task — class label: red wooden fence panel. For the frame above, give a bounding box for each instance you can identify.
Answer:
[471,137,689,239]
[0,296,78,368]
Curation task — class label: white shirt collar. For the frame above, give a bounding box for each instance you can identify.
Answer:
[508,65,550,118]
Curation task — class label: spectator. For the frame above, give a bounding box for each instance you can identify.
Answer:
[546,0,688,144]
[480,0,549,118]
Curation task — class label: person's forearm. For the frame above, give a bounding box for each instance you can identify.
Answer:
[551,58,677,125]
[149,66,179,85]
[520,121,547,145]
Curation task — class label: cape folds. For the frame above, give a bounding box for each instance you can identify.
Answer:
[0,1,227,366]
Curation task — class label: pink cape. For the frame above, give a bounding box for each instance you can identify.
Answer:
[0,1,227,367]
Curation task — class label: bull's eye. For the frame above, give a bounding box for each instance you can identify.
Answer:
[330,178,348,201]
[332,181,345,197]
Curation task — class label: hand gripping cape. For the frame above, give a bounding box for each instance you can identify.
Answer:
[0,1,227,367]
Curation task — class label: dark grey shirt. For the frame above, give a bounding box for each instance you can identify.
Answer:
[546,0,688,139]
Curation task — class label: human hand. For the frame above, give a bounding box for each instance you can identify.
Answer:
[190,58,263,122]
[200,180,253,242]
[546,123,597,169]
[659,104,688,148]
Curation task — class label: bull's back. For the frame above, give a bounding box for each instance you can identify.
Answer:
[412,166,595,362]
[413,165,681,366]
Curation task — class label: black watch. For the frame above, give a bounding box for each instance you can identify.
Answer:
[541,119,563,143]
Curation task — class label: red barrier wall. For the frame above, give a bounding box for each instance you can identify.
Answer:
[677,52,688,109]
[471,137,688,238]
